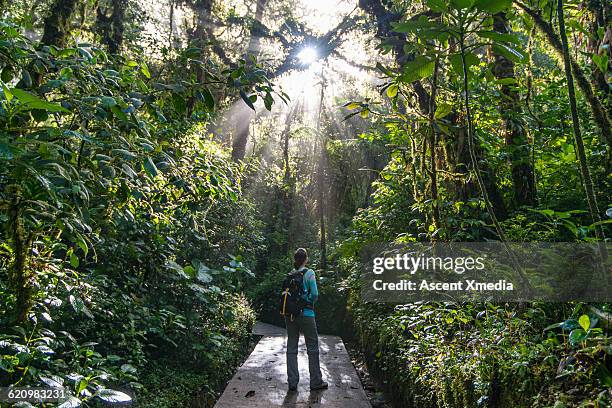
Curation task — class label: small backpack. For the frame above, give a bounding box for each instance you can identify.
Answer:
[279,269,312,320]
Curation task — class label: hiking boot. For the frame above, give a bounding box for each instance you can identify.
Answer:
[310,381,328,391]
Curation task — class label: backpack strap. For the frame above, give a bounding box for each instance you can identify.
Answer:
[299,268,314,310]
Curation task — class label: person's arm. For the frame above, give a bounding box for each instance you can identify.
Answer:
[306,269,318,304]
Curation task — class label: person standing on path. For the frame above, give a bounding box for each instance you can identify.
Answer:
[285,248,328,392]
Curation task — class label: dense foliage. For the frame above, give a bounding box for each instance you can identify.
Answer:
[0,0,610,407]
[0,11,277,406]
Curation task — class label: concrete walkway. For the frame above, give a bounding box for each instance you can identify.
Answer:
[214,322,371,407]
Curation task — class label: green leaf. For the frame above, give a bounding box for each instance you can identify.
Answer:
[449,52,480,75]
[492,44,527,63]
[197,264,213,283]
[96,389,132,403]
[400,56,436,83]
[57,396,81,408]
[239,90,255,110]
[101,96,117,108]
[112,149,137,160]
[40,375,63,387]
[184,265,196,278]
[166,261,188,279]
[474,0,512,14]
[110,105,128,121]
[140,62,151,78]
[10,88,69,112]
[392,17,444,36]
[578,314,590,332]
[592,54,608,74]
[386,83,399,98]
[264,93,274,111]
[434,102,453,119]
[345,102,361,110]
[70,252,79,268]
[568,328,587,345]
[144,157,158,177]
[476,30,520,44]
[201,88,215,111]
[121,364,137,374]
[69,294,84,314]
[2,83,13,102]
[1,66,13,82]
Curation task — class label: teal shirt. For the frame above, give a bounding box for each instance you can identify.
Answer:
[297,267,318,317]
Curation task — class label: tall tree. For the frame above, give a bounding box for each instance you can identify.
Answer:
[492,12,536,207]
[96,0,126,54]
[231,0,269,161]
[316,68,328,270]
[41,0,79,47]
[556,0,606,245]
[585,0,611,101]
[358,0,508,219]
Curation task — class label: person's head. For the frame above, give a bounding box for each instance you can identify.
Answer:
[293,248,308,269]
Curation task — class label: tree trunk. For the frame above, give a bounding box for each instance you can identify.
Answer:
[231,0,268,161]
[317,69,327,271]
[585,0,611,102]
[492,12,536,207]
[282,102,300,182]
[428,59,441,230]
[96,0,126,54]
[556,0,606,243]
[6,186,34,324]
[41,0,79,47]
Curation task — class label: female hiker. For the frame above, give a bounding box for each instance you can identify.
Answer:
[283,248,328,392]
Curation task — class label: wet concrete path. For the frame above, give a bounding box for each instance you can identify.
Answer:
[214,322,371,407]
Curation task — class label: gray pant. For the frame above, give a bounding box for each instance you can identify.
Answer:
[285,315,323,387]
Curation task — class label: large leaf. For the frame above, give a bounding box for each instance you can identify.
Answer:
[201,88,215,111]
[592,53,609,74]
[40,374,63,387]
[197,264,213,283]
[434,103,453,119]
[166,261,189,279]
[400,56,436,83]
[96,389,131,403]
[57,397,81,408]
[578,314,590,332]
[386,84,399,98]
[239,90,256,110]
[492,44,527,63]
[474,0,512,14]
[11,88,69,113]
[143,157,158,177]
[449,52,480,76]
[568,328,587,345]
[476,30,520,44]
